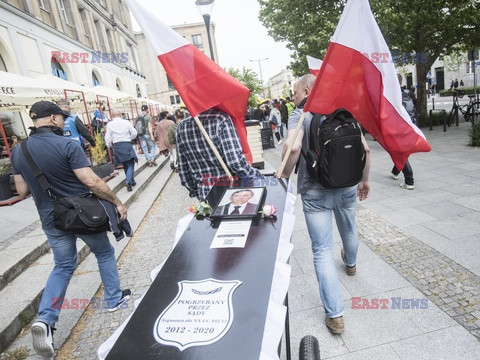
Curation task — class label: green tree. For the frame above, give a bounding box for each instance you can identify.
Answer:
[227,67,264,107]
[258,0,480,116]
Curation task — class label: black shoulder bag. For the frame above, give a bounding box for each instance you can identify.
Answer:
[21,139,110,234]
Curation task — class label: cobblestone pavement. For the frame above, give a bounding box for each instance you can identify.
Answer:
[357,206,480,340]
[59,137,480,358]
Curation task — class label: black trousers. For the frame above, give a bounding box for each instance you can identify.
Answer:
[392,160,414,185]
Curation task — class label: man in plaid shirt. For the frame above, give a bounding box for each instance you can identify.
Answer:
[176,109,262,200]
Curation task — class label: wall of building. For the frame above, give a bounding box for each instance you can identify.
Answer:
[268,69,294,100]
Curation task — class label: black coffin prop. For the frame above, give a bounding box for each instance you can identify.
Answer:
[106,177,288,360]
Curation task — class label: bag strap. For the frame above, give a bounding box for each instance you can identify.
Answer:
[20,139,54,197]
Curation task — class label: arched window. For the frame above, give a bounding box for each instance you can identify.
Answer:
[92,71,100,86]
[136,84,142,98]
[51,57,68,80]
[0,54,6,72]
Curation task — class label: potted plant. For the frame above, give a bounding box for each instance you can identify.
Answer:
[91,132,114,179]
[0,160,13,200]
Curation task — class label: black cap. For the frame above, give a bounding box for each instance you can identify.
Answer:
[141,105,148,111]
[30,101,69,120]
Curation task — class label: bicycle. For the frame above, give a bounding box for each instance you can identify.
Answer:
[448,90,480,126]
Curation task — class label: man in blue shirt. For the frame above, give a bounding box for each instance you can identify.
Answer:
[11,101,130,358]
[57,98,96,150]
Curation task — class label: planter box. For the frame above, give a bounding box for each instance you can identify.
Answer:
[0,174,12,201]
[92,162,115,180]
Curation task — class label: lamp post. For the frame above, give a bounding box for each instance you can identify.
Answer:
[250,57,269,97]
[195,0,215,62]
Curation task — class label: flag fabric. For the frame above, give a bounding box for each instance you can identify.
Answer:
[304,0,431,170]
[306,55,323,76]
[124,0,252,163]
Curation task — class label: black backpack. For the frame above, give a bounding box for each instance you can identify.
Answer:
[302,108,366,188]
[135,115,146,136]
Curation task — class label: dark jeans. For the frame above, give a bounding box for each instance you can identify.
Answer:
[392,160,414,185]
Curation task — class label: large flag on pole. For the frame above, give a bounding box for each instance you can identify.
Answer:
[304,0,431,170]
[124,0,252,163]
[306,55,323,76]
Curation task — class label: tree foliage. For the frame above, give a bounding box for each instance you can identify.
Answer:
[258,0,480,114]
[227,67,264,107]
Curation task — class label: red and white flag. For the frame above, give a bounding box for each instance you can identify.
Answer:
[306,55,323,76]
[124,0,252,163]
[304,0,431,169]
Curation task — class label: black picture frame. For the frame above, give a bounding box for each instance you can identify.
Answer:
[211,187,267,219]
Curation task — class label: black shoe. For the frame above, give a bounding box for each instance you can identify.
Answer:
[126,184,132,192]
[131,181,137,187]
[108,289,132,312]
[170,162,175,170]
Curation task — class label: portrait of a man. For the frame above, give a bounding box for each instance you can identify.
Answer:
[214,189,260,216]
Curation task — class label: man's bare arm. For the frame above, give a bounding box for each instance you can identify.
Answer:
[73,167,127,220]
[14,174,30,197]
[277,129,304,178]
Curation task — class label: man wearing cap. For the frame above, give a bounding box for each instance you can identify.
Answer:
[137,105,157,167]
[11,101,131,358]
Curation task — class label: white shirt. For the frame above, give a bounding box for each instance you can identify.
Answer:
[228,203,246,214]
[104,117,138,147]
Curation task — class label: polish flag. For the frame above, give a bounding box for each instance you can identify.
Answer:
[304,0,431,170]
[124,0,252,163]
[306,55,323,76]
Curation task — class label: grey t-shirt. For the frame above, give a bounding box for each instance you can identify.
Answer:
[288,108,319,194]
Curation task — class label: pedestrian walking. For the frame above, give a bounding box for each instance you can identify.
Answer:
[136,105,157,167]
[154,111,176,170]
[105,109,138,192]
[269,104,282,145]
[11,101,130,358]
[176,109,262,200]
[57,98,96,151]
[277,74,371,335]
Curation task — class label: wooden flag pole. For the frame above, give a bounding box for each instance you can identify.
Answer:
[276,111,307,177]
[193,116,233,183]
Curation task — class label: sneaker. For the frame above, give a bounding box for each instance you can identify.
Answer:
[114,231,125,242]
[325,316,345,334]
[278,140,282,145]
[391,172,398,180]
[170,162,175,170]
[341,248,356,276]
[152,160,158,166]
[400,182,414,190]
[108,289,132,312]
[31,321,55,357]
[126,184,133,192]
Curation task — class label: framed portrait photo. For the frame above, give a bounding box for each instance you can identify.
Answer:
[211,187,266,219]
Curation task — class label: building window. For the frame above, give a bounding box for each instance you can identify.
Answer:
[167,75,176,91]
[106,29,115,53]
[175,95,181,104]
[136,84,142,98]
[78,8,90,36]
[59,0,72,25]
[0,54,7,72]
[170,96,175,105]
[38,0,51,11]
[192,34,203,49]
[92,72,100,86]
[51,58,67,80]
[94,20,105,52]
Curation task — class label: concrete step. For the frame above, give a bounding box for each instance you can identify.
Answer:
[0,157,162,293]
[0,155,171,355]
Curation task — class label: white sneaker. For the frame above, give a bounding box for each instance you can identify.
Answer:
[108,289,132,312]
[391,172,398,180]
[31,321,54,357]
[278,140,282,145]
[400,182,414,190]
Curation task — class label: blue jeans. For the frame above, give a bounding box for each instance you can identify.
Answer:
[122,159,135,185]
[139,135,156,162]
[301,184,359,318]
[36,224,122,328]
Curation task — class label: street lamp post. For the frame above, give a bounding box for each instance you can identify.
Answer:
[250,58,269,97]
[195,0,215,62]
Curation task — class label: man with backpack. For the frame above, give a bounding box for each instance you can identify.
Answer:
[277,74,371,335]
[136,105,157,167]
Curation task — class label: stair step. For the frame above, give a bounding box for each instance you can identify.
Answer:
[0,156,171,355]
